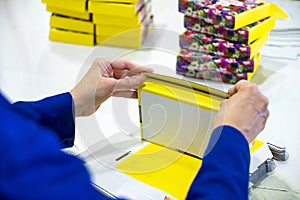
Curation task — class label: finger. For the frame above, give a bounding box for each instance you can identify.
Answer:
[126,66,154,77]
[227,80,250,96]
[93,58,113,77]
[264,109,270,121]
[111,59,139,70]
[259,109,270,123]
[114,76,144,92]
[113,91,138,99]
[256,94,269,114]
[220,99,228,108]
[113,66,153,79]
[256,109,270,134]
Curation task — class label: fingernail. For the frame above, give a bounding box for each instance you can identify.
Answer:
[140,73,147,80]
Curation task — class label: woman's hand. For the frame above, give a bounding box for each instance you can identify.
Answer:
[70,58,153,117]
[213,80,270,143]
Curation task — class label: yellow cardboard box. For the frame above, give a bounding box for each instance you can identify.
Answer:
[96,24,153,48]
[95,15,153,48]
[115,73,268,199]
[95,13,151,36]
[42,0,87,13]
[93,2,151,27]
[47,5,90,20]
[88,0,144,17]
[50,28,94,46]
[96,35,143,48]
[90,0,145,3]
[50,15,94,34]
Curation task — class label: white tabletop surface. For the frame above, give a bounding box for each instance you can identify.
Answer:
[1,0,300,199]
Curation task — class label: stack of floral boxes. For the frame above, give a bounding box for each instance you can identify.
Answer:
[177,0,287,84]
[41,0,153,48]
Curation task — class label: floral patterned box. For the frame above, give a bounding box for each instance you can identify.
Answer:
[184,15,276,44]
[179,0,287,30]
[176,52,261,84]
[179,30,268,60]
[176,49,259,74]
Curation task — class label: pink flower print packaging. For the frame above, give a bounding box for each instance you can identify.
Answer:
[184,15,274,44]
[179,30,252,59]
[176,67,249,84]
[178,0,267,29]
[177,49,255,74]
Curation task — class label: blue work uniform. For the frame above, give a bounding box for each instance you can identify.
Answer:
[0,92,250,200]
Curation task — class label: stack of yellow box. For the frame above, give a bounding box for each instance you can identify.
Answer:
[90,0,153,48]
[41,0,153,48]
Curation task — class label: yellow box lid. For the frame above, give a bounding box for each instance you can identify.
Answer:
[235,2,288,30]
[42,0,87,13]
[248,16,275,44]
[47,5,90,20]
[249,34,268,58]
[139,73,229,111]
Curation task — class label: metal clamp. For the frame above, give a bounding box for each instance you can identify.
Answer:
[267,142,289,162]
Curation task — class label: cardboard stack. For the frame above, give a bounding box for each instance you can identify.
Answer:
[177,0,287,84]
[42,0,153,48]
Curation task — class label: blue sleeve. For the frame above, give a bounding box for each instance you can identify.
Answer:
[12,93,75,148]
[187,126,250,200]
[0,95,112,200]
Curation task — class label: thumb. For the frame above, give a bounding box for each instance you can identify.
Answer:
[114,76,145,92]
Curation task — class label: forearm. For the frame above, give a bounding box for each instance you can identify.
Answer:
[187,126,250,200]
[12,93,75,148]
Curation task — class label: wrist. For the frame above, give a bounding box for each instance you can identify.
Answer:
[70,89,99,117]
[70,89,84,117]
[213,122,251,144]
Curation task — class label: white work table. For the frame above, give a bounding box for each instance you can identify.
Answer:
[0,0,299,199]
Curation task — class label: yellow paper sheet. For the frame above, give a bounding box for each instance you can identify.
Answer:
[116,139,265,199]
[116,143,202,200]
